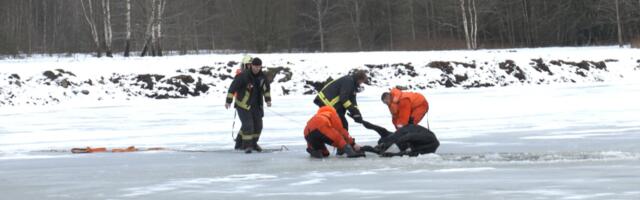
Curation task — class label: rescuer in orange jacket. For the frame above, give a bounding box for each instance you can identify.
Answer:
[381,87,429,129]
[304,106,365,158]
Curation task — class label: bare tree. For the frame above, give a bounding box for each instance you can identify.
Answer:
[615,0,623,47]
[141,0,165,56]
[80,0,103,57]
[302,0,337,52]
[101,0,113,57]
[154,0,166,56]
[386,0,394,50]
[408,0,416,42]
[345,0,365,51]
[459,0,477,49]
[124,0,132,56]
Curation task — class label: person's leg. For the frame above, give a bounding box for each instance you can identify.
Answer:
[252,108,264,152]
[236,108,255,152]
[401,129,439,155]
[362,120,392,138]
[411,102,428,125]
[305,130,332,158]
[233,134,242,150]
[409,140,439,155]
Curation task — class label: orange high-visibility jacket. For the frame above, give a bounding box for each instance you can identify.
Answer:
[304,106,355,148]
[388,88,429,128]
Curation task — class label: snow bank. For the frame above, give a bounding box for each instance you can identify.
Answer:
[1,46,639,106]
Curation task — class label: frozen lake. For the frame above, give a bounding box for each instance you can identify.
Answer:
[2,82,640,199]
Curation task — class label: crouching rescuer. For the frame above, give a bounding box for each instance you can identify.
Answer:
[225,57,271,153]
[304,106,365,158]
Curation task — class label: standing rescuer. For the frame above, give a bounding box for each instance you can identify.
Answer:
[381,87,429,129]
[313,70,368,130]
[225,57,271,153]
[230,55,252,149]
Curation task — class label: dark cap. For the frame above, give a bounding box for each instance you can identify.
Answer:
[252,57,262,66]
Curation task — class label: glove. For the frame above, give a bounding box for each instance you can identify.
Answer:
[342,144,365,158]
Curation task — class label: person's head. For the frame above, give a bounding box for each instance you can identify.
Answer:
[381,92,391,105]
[352,70,368,86]
[251,57,262,74]
[241,55,253,70]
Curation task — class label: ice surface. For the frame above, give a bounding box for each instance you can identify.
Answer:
[1,47,640,199]
[1,81,640,199]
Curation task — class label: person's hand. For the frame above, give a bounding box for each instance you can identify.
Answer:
[225,103,231,109]
[353,144,361,152]
[266,101,272,107]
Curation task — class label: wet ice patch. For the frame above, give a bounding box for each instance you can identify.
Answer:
[0,153,73,160]
[521,127,640,140]
[564,193,616,200]
[433,167,495,173]
[490,189,570,197]
[338,188,415,195]
[437,151,640,163]
[289,178,325,186]
[122,174,277,197]
[256,188,418,197]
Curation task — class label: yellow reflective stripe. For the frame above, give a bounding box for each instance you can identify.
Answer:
[239,131,254,140]
[330,97,339,106]
[343,100,352,108]
[227,93,234,98]
[235,91,251,110]
[320,79,338,92]
[318,92,331,106]
[264,92,271,97]
[318,92,340,107]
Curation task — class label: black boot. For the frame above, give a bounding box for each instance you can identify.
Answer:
[306,148,324,158]
[233,134,242,150]
[242,139,254,154]
[253,137,262,152]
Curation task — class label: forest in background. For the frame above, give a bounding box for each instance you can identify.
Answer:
[1,0,640,57]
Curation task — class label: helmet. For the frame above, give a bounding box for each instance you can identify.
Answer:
[241,55,253,64]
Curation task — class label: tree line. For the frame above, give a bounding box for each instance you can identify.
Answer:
[1,0,639,57]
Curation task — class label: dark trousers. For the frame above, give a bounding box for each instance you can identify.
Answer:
[236,107,263,142]
[305,130,334,157]
[386,131,439,154]
[362,121,439,156]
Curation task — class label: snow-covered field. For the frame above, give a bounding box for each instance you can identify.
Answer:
[1,47,640,199]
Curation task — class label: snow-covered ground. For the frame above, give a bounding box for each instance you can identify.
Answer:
[1,47,640,199]
[2,46,640,106]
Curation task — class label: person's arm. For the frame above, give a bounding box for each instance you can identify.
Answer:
[330,109,355,145]
[395,98,412,128]
[346,94,363,123]
[225,74,244,108]
[263,76,272,106]
[338,80,363,123]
